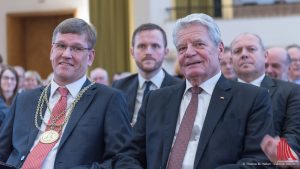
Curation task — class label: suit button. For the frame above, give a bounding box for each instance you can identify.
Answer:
[21,155,25,161]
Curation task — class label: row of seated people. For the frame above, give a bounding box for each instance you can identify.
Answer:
[0,13,299,169]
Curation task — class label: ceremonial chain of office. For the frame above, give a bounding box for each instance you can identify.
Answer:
[34,82,95,136]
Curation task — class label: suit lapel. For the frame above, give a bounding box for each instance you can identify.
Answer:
[127,77,138,120]
[194,76,232,168]
[161,82,186,168]
[260,76,276,97]
[161,70,173,87]
[58,80,96,149]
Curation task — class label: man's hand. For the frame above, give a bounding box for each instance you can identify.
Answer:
[261,134,300,169]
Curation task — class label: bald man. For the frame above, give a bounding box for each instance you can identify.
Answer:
[265,47,290,81]
[90,67,109,86]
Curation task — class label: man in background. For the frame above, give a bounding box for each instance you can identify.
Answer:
[265,47,290,81]
[112,23,181,126]
[219,46,236,80]
[90,67,109,85]
[231,33,300,167]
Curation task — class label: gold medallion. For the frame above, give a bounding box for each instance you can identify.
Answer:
[40,130,59,144]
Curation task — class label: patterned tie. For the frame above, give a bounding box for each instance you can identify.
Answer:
[22,87,68,169]
[143,81,152,99]
[167,86,202,169]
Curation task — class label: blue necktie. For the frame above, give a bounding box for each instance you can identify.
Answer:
[143,81,152,99]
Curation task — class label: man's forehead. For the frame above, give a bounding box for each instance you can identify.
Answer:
[232,34,260,46]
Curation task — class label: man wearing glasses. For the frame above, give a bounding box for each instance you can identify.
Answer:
[0,18,131,169]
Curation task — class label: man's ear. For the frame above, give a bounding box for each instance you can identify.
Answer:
[219,42,224,53]
[130,47,134,58]
[88,49,95,66]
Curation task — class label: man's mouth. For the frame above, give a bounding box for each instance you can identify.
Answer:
[59,62,73,66]
[186,61,202,67]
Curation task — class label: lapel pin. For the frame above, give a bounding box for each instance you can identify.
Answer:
[220,96,225,100]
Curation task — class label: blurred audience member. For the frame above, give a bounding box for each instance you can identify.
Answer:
[89,67,109,85]
[42,72,54,86]
[219,46,236,80]
[112,71,132,82]
[0,66,18,127]
[266,47,290,81]
[0,54,4,72]
[0,66,19,107]
[23,70,42,90]
[13,65,25,92]
[287,44,300,84]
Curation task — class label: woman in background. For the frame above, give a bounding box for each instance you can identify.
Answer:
[0,66,19,123]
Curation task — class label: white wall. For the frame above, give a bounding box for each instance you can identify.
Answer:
[0,0,89,63]
[216,15,300,47]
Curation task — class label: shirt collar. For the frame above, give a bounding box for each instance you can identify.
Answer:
[138,69,165,89]
[185,71,222,95]
[50,75,87,98]
[238,74,265,87]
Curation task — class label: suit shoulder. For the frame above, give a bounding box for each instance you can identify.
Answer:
[274,79,300,88]
[18,87,44,98]
[164,71,183,84]
[112,74,138,88]
[229,80,268,94]
[273,79,300,94]
[151,82,184,96]
[92,83,124,95]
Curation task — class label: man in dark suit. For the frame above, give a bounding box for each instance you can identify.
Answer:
[231,33,300,166]
[112,23,181,126]
[112,13,274,169]
[0,18,131,169]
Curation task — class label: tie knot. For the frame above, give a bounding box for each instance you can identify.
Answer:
[58,87,68,97]
[145,81,152,86]
[190,86,202,94]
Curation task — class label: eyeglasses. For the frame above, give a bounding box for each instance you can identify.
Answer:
[2,76,16,81]
[52,43,91,55]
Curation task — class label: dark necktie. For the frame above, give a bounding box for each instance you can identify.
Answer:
[167,86,202,169]
[22,87,68,169]
[143,81,152,99]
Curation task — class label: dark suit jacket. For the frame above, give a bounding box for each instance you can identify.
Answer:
[0,96,9,128]
[112,70,182,120]
[0,80,132,169]
[261,76,300,155]
[113,76,274,169]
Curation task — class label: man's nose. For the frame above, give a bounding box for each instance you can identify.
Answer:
[185,44,197,57]
[61,47,73,58]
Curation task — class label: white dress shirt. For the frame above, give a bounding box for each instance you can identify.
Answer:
[29,75,87,169]
[171,72,221,169]
[132,69,165,125]
[237,74,265,87]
